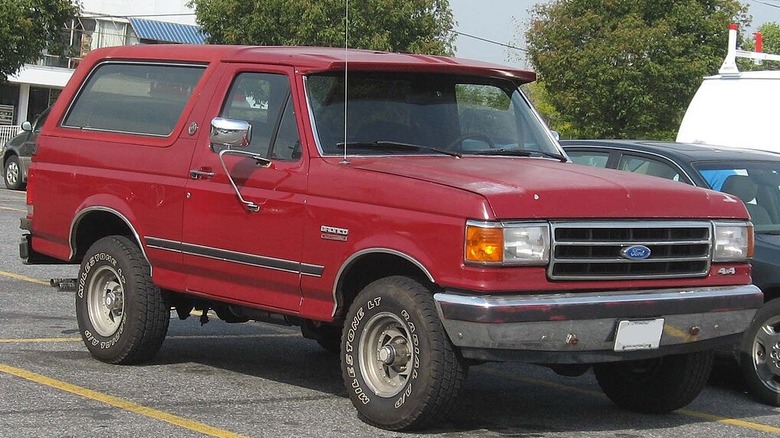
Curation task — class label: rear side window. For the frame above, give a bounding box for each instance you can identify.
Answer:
[567,150,610,168]
[618,154,685,182]
[63,62,205,136]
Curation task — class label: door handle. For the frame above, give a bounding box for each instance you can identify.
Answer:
[189,168,215,180]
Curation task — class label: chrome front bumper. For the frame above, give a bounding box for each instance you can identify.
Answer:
[434,285,762,363]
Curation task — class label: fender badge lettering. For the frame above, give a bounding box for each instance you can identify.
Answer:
[321,225,348,242]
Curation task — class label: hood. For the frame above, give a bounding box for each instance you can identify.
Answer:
[349,156,748,220]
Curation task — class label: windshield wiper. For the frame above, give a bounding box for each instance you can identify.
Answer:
[472,148,568,162]
[336,141,462,158]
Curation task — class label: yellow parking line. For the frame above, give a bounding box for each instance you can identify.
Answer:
[0,205,25,212]
[482,367,780,435]
[0,337,81,343]
[0,363,249,438]
[0,270,49,285]
[0,333,299,344]
[679,409,780,434]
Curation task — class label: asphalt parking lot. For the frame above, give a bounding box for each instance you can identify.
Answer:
[2,187,780,437]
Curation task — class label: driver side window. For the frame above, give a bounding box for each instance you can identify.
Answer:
[220,72,300,161]
[455,84,517,151]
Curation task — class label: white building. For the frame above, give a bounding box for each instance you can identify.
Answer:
[0,0,205,143]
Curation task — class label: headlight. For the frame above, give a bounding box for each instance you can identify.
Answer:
[713,221,754,262]
[465,221,550,265]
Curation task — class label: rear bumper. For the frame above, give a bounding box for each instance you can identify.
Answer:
[434,285,762,363]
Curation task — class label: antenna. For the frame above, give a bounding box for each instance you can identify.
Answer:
[341,0,350,165]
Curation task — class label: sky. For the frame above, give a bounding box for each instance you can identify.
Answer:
[449,0,780,69]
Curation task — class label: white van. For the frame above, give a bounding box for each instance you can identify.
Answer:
[676,24,780,151]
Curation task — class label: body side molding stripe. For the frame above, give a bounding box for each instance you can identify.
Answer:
[146,237,324,277]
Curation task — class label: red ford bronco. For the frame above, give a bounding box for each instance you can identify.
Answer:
[20,44,762,430]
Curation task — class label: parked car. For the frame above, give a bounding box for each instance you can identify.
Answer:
[1,107,49,190]
[561,139,780,406]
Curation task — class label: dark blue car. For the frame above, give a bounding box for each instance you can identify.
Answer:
[1,107,49,190]
[561,139,780,407]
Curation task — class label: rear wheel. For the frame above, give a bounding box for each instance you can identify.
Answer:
[594,350,714,413]
[740,299,780,406]
[76,235,169,364]
[341,276,467,430]
[4,155,24,190]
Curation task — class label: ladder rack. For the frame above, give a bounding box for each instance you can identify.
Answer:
[719,23,780,74]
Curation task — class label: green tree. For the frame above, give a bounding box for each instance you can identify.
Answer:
[525,0,748,140]
[738,22,780,71]
[188,0,455,56]
[0,0,80,81]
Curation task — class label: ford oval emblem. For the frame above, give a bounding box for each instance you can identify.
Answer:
[621,245,652,260]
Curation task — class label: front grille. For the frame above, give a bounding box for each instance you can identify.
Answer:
[548,221,712,280]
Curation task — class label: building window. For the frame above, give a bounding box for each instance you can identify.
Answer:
[0,84,20,125]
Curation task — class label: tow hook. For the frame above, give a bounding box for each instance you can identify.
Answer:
[50,278,77,292]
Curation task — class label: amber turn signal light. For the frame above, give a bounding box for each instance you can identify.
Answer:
[465,225,503,263]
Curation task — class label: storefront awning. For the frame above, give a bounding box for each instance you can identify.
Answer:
[129,18,207,44]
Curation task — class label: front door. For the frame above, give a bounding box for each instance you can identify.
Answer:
[181,64,310,312]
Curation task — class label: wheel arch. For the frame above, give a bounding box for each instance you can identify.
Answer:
[331,248,436,319]
[69,206,147,263]
[760,284,780,302]
[1,148,17,166]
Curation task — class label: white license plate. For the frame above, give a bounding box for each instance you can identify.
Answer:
[613,318,664,352]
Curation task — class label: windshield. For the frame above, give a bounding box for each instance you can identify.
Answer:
[695,161,780,234]
[305,72,561,157]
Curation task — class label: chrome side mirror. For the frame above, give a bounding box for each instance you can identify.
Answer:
[210,117,252,148]
[21,121,32,132]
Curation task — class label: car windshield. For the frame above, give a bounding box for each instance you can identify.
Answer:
[695,161,780,234]
[305,72,561,158]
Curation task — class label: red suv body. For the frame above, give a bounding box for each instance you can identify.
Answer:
[20,44,762,430]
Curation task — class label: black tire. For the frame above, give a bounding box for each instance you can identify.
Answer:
[76,235,169,364]
[341,276,467,431]
[740,299,780,406]
[594,350,714,413]
[4,155,25,190]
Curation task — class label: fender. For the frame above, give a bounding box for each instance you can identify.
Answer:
[69,202,147,262]
[330,243,437,318]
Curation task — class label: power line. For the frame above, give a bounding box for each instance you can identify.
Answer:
[748,0,780,9]
[453,30,527,53]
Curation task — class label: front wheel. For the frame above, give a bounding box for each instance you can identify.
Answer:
[740,298,780,406]
[76,235,169,364]
[4,155,25,190]
[594,350,714,413]
[341,276,467,430]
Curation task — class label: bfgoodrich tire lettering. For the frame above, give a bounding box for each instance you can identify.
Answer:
[76,235,169,364]
[341,276,467,430]
[740,298,780,406]
[594,350,714,413]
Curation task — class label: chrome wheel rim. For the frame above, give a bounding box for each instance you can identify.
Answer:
[6,161,18,186]
[87,265,125,337]
[358,311,414,397]
[751,314,780,393]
